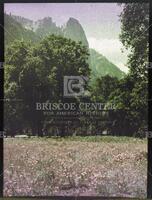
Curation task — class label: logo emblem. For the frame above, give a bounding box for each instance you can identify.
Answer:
[64,76,88,97]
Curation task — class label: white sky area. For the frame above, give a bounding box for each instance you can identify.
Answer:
[5,3,129,73]
[88,37,129,73]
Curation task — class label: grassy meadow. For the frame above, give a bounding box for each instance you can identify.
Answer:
[4,136,147,198]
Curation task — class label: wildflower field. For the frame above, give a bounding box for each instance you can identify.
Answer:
[4,136,147,198]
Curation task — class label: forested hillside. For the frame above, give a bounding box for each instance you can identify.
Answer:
[5,14,39,46]
[4,3,148,137]
[5,13,124,80]
[90,49,124,79]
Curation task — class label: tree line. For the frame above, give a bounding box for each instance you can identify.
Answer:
[4,3,149,137]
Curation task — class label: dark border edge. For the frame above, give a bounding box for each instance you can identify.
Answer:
[0,2,4,198]
[148,0,152,198]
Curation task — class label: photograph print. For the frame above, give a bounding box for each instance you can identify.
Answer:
[4,2,149,198]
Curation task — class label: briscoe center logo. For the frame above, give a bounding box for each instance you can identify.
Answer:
[64,76,88,97]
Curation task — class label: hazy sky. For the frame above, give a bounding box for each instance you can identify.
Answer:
[5,3,129,73]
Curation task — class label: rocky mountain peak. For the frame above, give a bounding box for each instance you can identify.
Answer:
[67,17,80,25]
[63,17,89,47]
[35,17,62,38]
